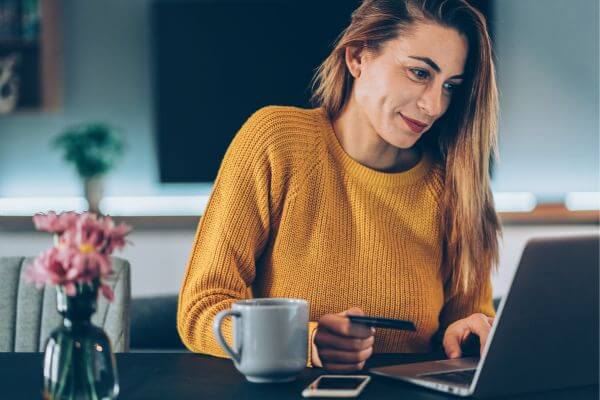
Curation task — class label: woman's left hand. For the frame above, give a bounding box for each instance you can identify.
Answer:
[442,313,495,359]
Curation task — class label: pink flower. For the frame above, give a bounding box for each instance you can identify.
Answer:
[26,246,114,300]
[61,213,105,251]
[60,213,132,256]
[27,211,132,301]
[101,216,132,253]
[66,250,113,284]
[25,246,77,287]
[33,211,79,234]
[25,248,57,288]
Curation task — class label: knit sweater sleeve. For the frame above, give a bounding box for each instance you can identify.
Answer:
[177,108,275,357]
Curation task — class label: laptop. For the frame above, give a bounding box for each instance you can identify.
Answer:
[371,235,599,397]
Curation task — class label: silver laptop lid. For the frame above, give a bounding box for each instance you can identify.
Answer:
[370,235,599,397]
[473,235,599,397]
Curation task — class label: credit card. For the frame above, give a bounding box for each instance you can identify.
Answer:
[348,315,416,331]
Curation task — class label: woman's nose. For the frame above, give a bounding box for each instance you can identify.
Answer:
[417,86,445,119]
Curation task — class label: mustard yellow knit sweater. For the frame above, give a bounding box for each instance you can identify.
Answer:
[177,105,495,359]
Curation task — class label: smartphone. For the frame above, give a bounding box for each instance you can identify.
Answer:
[301,375,371,398]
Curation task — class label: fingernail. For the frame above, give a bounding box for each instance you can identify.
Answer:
[370,327,376,334]
[450,352,459,358]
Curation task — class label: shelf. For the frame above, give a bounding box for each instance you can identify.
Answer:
[1,206,597,232]
[499,203,599,225]
[0,0,61,114]
[0,216,201,231]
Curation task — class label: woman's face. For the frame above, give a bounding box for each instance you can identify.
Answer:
[348,21,468,149]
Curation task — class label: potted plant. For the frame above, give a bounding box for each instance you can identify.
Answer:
[53,123,124,214]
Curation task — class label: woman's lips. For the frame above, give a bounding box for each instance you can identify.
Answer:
[399,113,428,134]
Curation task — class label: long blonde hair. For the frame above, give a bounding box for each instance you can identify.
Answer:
[311,0,501,311]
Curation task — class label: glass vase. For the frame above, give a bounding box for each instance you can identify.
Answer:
[43,283,119,400]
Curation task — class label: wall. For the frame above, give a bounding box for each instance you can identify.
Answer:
[492,0,599,197]
[0,0,183,197]
[0,0,597,198]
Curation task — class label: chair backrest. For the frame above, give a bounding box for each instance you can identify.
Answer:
[131,295,186,351]
[0,256,131,352]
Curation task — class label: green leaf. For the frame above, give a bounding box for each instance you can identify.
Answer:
[53,123,125,179]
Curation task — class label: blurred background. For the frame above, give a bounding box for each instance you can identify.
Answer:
[0,0,598,301]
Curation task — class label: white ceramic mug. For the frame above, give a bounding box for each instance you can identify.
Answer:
[213,298,308,383]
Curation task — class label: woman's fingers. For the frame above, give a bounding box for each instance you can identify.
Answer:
[443,328,463,359]
[315,329,375,352]
[318,313,374,339]
[443,313,493,359]
[339,307,365,317]
[315,307,376,371]
[466,313,492,355]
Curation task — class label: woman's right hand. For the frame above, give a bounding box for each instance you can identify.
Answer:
[311,307,375,371]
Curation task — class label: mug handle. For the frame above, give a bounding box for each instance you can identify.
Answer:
[212,309,242,364]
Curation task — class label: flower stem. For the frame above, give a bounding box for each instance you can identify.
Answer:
[83,340,100,400]
[55,334,73,399]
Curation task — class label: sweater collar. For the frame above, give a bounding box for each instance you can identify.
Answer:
[316,108,432,188]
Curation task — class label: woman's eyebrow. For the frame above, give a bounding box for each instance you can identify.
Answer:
[408,56,464,79]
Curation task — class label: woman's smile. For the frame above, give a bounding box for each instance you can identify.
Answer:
[398,112,428,134]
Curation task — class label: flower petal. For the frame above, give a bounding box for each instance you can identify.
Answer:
[100,284,114,301]
[63,283,77,296]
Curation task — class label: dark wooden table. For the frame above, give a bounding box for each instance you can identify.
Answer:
[1,352,597,399]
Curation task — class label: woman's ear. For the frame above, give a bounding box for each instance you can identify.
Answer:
[344,45,365,79]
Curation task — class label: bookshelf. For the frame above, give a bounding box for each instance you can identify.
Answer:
[0,0,61,113]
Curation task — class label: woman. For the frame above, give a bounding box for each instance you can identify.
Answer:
[178,0,500,371]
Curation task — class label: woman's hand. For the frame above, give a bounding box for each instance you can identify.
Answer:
[311,307,375,371]
[443,313,495,358]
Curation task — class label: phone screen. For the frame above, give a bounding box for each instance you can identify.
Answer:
[314,377,368,390]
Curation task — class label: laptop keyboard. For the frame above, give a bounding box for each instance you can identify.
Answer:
[420,369,476,385]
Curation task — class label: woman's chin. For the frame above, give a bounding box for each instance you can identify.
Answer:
[384,131,421,149]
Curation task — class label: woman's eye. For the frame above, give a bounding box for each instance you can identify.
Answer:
[409,68,429,80]
[409,67,460,95]
[443,82,456,93]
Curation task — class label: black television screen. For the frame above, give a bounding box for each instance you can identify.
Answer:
[153,0,362,182]
[152,0,492,183]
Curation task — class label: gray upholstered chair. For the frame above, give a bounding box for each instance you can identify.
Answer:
[0,256,131,352]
